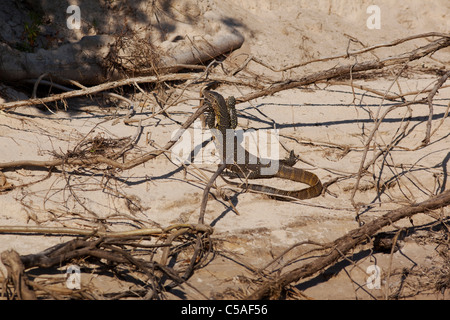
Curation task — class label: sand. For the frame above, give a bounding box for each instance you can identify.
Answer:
[0,0,449,299]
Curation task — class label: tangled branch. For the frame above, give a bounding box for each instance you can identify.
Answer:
[1,32,449,300]
[247,190,450,299]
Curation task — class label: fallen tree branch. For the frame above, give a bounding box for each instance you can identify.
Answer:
[1,250,37,300]
[0,223,212,238]
[198,163,227,224]
[236,36,450,103]
[246,189,450,299]
[0,73,261,110]
[0,222,214,300]
[422,70,450,146]
[0,225,213,299]
[250,32,450,73]
[0,73,195,110]
[0,103,208,171]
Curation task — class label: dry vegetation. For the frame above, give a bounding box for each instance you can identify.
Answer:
[0,1,449,300]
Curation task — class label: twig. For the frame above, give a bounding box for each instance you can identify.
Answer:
[0,223,212,238]
[384,228,404,299]
[198,163,227,224]
[31,73,50,99]
[247,32,450,73]
[29,75,134,106]
[321,80,400,101]
[350,64,409,213]
[0,73,258,110]
[257,240,331,273]
[246,189,450,299]
[422,70,450,146]
[236,37,450,103]
[0,103,209,171]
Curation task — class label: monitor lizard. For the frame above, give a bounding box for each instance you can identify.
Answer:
[201,88,323,200]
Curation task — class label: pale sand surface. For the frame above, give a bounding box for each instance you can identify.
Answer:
[0,0,449,299]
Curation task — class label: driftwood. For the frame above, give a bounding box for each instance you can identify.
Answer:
[1,250,37,300]
[0,224,213,300]
[0,32,244,86]
[0,32,449,300]
[0,223,212,238]
[0,73,250,110]
[246,190,450,299]
[1,35,449,173]
[236,35,450,103]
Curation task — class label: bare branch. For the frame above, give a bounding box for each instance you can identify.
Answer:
[246,190,450,300]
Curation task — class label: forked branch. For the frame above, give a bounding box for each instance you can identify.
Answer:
[246,190,450,299]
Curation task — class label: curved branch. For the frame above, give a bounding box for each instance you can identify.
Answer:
[246,190,450,300]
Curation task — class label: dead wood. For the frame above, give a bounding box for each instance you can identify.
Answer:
[0,72,262,111]
[1,250,37,300]
[0,32,449,300]
[1,35,448,175]
[0,223,212,239]
[0,223,213,300]
[0,73,195,110]
[236,36,450,103]
[246,190,450,300]
[0,102,209,172]
[422,70,450,146]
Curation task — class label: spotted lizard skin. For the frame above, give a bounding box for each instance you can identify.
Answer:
[202,89,322,200]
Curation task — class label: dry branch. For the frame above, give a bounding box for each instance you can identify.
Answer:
[0,223,212,238]
[246,190,450,300]
[237,36,450,103]
[422,70,450,146]
[0,73,194,110]
[0,103,209,171]
[0,73,258,110]
[1,250,37,300]
[249,32,450,73]
[0,223,213,300]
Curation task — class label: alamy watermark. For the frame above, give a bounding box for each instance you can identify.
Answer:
[66,5,81,30]
[66,264,81,289]
[366,265,381,289]
[171,120,280,176]
[64,4,382,33]
[366,5,381,30]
